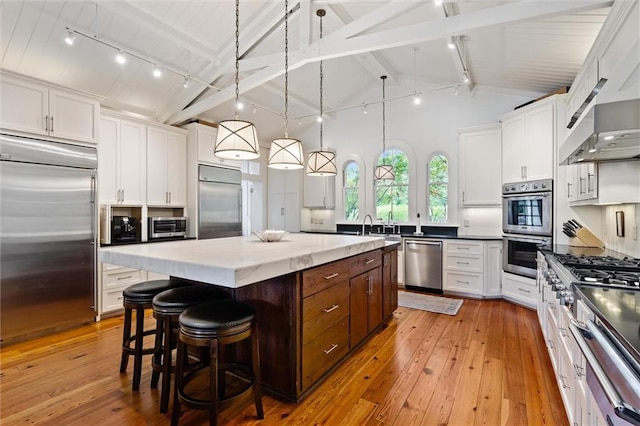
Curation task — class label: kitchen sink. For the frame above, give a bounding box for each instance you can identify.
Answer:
[369,233,402,242]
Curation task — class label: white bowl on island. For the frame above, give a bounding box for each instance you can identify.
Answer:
[253,230,288,242]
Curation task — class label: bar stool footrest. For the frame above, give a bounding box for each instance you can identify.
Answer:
[177,362,255,410]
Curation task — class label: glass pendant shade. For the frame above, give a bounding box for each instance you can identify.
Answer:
[374,164,395,180]
[214,119,260,160]
[307,150,337,176]
[268,138,304,169]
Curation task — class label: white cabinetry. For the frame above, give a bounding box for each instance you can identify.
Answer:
[566,163,598,203]
[0,71,99,143]
[458,125,502,205]
[268,168,301,232]
[100,263,148,315]
[484,242,502,297]
[501,98,555,183]
[98,116,146,205]
[147,126,187,206]
[443,241,484,296]
[501,271,537,308]
[183,122,242,168]
[303,173,335,208]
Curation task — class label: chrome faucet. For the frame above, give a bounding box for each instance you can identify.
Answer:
[362,214,373,236]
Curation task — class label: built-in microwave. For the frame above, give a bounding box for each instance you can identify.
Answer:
[502,179,553,237]
[148,217,187,240]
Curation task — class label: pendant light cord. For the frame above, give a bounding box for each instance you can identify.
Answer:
[234,0,240,119]
[382,75,387,164]
[284,0,289,138]
[319,10,324,151]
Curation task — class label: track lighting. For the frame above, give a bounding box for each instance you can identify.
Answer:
[317,116,323,123]
[447,37,456,50]
[363,104,368,114]
[252,104,257,114]
[64,29,75,46]
[182,75,190,88]
[462,71,470,83]
[413,94,421,105]
[115,50,126,65]
[298,119,303,126]
[454,85,459,96]
[434,0,443,6]
[152,65,162,78]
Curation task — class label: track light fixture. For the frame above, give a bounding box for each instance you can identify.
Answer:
[363,104,368,114]
[463,71,470,83]
[434,0,444,6]
[64,28,75,46]
[182,75,190,88]
[152,65,162,78]
[115,50,126,65]
[447,36,456,50]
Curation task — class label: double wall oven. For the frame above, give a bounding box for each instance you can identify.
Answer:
[539,250,640,425]
[502,178,553,278]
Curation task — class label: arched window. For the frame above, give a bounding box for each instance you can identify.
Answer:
[428,154,448,223]
[376,149,408,223]
[343,161,360,221]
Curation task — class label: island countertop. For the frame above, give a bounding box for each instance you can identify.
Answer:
[99,233,385,288]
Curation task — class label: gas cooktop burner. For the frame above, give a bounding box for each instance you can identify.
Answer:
[555,254,640,270]
[571,268,640,288]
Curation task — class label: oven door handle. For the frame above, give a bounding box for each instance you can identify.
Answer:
[570,322,640,425]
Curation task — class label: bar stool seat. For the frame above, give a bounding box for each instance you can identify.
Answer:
[171,300,264,426]
[120,279,186,391]
[151,286,228,413]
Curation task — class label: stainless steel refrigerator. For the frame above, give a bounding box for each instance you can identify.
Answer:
[198,165,242,239]
[1,134,97,345]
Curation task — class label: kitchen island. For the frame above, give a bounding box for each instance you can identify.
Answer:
[99,233,399,401]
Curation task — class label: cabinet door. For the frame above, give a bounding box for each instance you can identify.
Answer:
[119,121,146,205]
[382,249,398,319]
[349,272,369,348]
[303,174,335,208]
[0,74,48,136]
[459,127,502,205]
[524,103,554,180]
[166,131,187,206]
[284,192,300,232]
[98,117,120,204]
[501,115,526,183]
[196,125,218,165]
[484,242,502,297]
[267,193,285,230]
[146,127,168,205]
[367,267,383,332]
[48,89,99,143]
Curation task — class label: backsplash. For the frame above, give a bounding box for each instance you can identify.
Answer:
[601,203,640,257]
[457,206,502,237]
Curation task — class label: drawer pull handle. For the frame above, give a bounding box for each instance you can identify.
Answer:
[456,261,469,265]
[324,273,339,280]
[517,287,531,293]
[457,247,469,250]
[323,304,339,313]
[117,275,133,280]
[364,259,375,264]
[456,280,469,285]
[117,296,123,300]
[323,344,338,355]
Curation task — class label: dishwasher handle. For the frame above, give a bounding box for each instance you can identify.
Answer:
[405,240,442,247]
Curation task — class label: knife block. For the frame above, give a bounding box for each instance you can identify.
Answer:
[569,227,605,248]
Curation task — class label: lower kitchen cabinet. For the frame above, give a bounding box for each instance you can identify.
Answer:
[484,242,502,296]
[443,240,501,298]
[349,252,382,348]
[100,263,148,315]
[382,246,398,319]
[501,271,537,309]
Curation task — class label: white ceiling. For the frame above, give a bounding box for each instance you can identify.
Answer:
[0,1,612,143]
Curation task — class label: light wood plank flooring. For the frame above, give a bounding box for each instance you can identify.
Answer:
[0,296,567,425]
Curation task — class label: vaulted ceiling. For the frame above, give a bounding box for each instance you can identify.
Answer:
[1,1,612,142]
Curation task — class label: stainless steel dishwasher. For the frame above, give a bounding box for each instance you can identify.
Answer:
[404,239,443,293]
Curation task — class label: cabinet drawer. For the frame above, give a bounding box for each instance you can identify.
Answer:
[103,268,146,289]
[348,250,382,278]
[302,260,350,298]
[446,241,483,255]
[502,273,537,308]
[102,286,127,313]
[444,271,483,295]
[301,318,349,391]
[445,254,483,272]
[302,281,350,344]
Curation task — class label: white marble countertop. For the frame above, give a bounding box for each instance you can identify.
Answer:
[99,233,385,288]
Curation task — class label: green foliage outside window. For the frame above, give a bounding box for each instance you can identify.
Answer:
[344,161,359,221]
[376,149,409,222]
[428,155,448,222]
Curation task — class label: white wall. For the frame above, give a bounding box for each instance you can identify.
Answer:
[601,203,640,257]
[298,81,532,230]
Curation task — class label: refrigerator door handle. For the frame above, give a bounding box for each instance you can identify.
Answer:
[91,174,97,311]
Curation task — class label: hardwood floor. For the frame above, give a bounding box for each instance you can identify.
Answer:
[0,297,568,425]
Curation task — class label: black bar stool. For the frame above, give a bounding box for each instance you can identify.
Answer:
[171,300,264,426]
[120,279,186,391]
[151,286,229,413]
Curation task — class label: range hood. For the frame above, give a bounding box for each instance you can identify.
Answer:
[559,98,640,165]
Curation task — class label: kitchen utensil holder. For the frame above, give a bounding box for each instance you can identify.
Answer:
[569,227,605,248]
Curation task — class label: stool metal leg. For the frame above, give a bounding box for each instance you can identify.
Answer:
[132,305,145,391]
[120,307,132,373]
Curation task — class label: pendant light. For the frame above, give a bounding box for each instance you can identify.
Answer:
[374,76,395,180]
[306,9,337,176]
[214,0,260,160]
[268,0,304,170]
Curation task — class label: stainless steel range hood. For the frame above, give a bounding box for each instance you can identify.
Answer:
[559,98,640,165]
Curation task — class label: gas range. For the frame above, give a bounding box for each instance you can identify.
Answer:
[554,253,640,289]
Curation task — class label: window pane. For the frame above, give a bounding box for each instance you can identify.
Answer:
[344,188,359,221]
[428,183,448,222]
[375,149,408,222]
[344,162,359,187]
[429,155,448,183]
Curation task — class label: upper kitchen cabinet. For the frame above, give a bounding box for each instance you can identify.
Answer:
[0,71,100,144]
[268,167,301,232]
[458,124,502,205]
[183,122,242,169]
[566,163,598,204]
[147,126,187,207]
[501,96,564,183]
[303,173,335,209]
[98,115,146,206]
